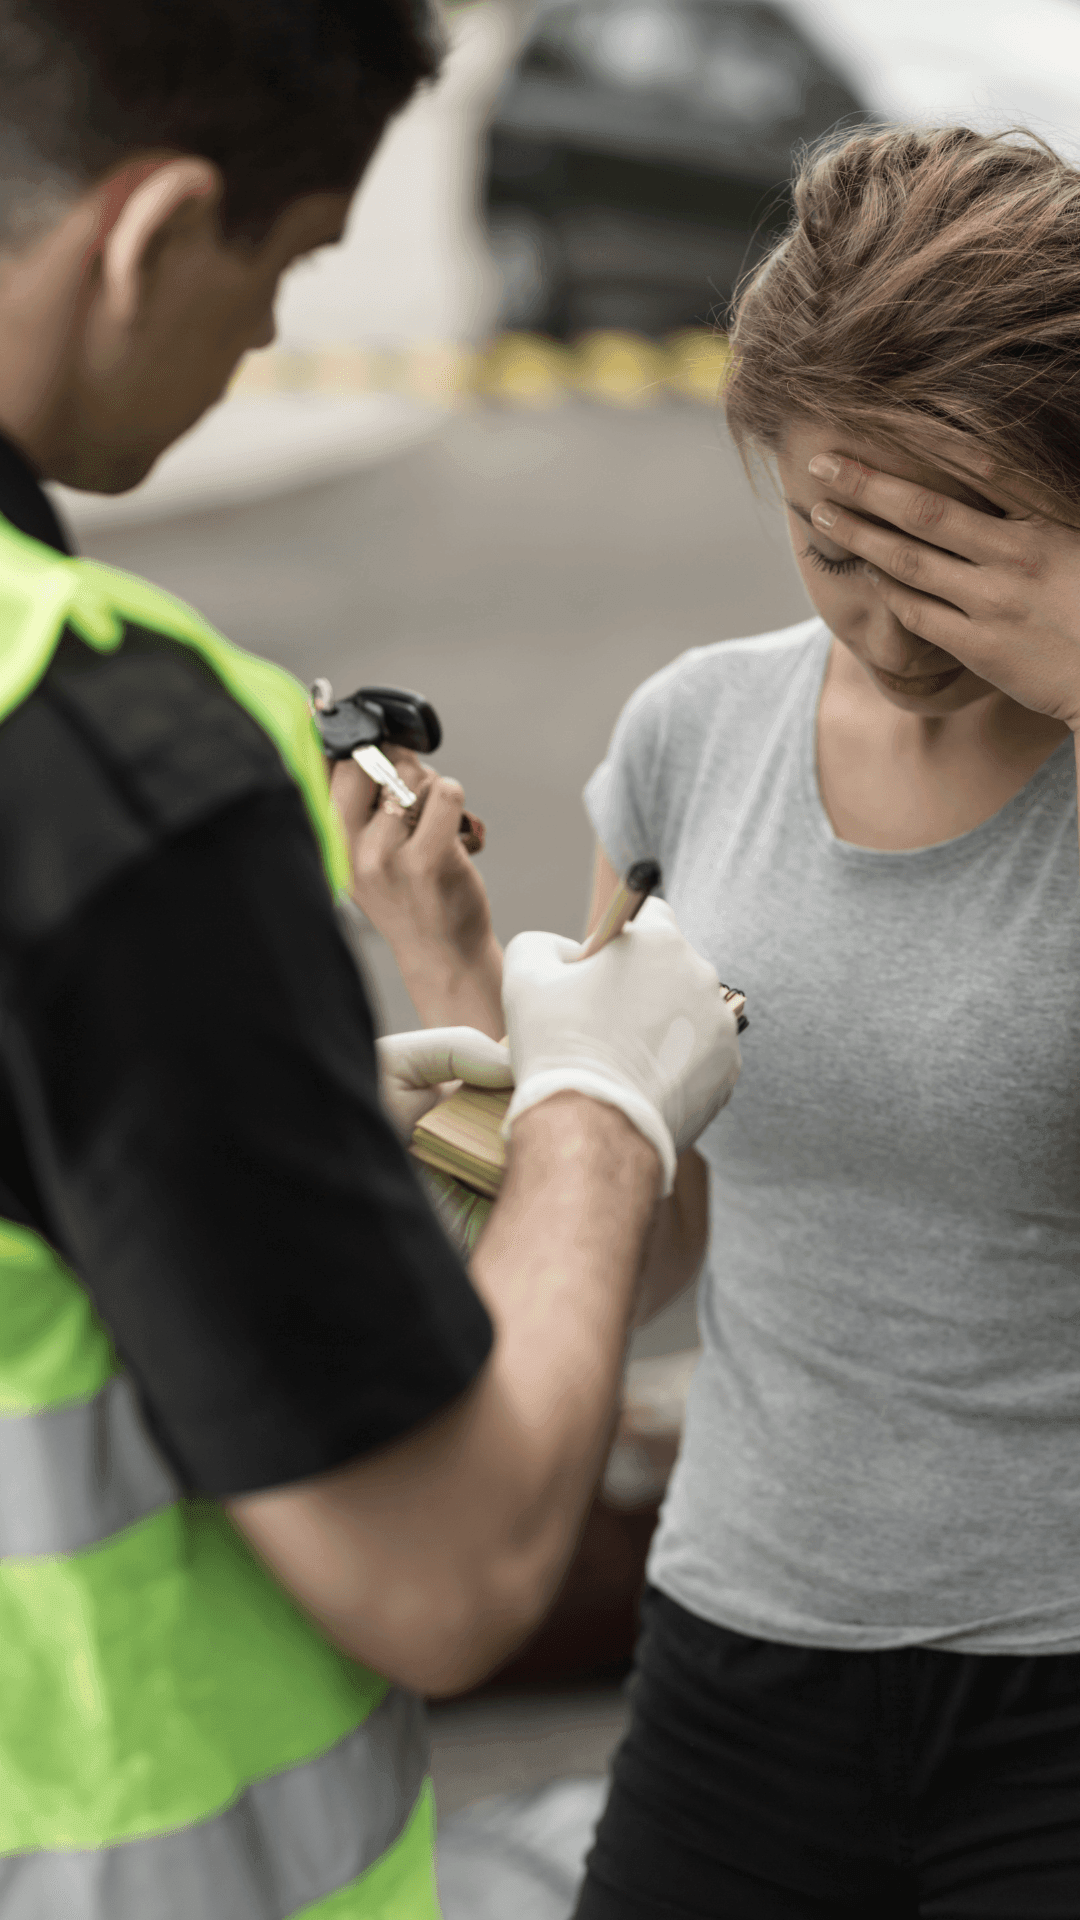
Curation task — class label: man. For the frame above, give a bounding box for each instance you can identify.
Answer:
[0,4,742,1915]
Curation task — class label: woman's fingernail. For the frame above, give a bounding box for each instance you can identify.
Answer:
[808,455,841,480]
[864,564,881,585]
[811,503,836,529]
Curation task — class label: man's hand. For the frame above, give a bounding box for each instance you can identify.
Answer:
[806,451,1080,731]
[502,898,741,1196]
[376,1025,512,1138]
[330,749,503,1037]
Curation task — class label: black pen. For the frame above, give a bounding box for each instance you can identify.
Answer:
[577,858,748,1032]
[576,858,663,960]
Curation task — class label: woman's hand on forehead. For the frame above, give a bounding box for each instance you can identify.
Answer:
[806,451,1080,731]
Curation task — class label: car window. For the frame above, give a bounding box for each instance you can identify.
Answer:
[519,0,826,131]
[518,4,587,83]
[572,5,701,90]
[695,6,812,124]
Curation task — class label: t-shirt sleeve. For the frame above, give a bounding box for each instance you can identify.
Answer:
[0,648,494,1498]
[583,652,699,876]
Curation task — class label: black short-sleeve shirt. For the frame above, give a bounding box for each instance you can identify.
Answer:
[0,440,493,1496]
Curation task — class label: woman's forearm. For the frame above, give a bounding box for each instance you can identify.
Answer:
[633,1148,709,1326]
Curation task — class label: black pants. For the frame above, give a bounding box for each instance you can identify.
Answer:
[572,1586,1080,1919]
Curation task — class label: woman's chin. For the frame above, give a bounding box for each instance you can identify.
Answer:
[862,658,989,713]
[871,661,965,698]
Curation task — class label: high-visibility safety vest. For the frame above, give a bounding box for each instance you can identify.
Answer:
[0,517,440,1919]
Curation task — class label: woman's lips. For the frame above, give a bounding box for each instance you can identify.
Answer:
[872,663,965,697]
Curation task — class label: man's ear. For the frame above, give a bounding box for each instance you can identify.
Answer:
[96,158,221,332]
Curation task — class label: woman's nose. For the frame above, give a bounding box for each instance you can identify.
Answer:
[865,607,950,675]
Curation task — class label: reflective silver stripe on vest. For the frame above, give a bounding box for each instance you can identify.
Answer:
[0,1373,180,1558]
[0,1686,429,1920]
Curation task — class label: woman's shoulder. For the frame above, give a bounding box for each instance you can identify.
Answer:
[615,615,828,745]
[662,614,826,691]
[587,617,827,872]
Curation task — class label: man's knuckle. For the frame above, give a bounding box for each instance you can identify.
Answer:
[368,846,400,883]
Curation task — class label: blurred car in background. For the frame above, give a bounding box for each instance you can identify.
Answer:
[481,0,867,336]
[480,0,1080,339]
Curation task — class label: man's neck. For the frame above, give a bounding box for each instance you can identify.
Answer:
[0,200,98,483]
[0,429,72,552]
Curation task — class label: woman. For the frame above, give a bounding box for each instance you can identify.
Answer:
[341,126,1080,1916]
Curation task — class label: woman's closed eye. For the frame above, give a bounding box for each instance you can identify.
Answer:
[803,541,861,577]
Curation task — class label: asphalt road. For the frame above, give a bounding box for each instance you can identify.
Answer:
[82,399,809,1029]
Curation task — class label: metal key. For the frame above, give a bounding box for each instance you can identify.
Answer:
[311,677,484,850]
[351,743,417,809]
[311,677,419,807]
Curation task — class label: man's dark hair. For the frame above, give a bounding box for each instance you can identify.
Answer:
[0,0,442,245]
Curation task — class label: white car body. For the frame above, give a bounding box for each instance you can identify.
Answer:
[789,0,1080,159]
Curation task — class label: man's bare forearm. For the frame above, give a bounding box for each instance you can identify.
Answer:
[464,1093,662,1611]
[227,1093,660,1696]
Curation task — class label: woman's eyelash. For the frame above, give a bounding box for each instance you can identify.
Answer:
[803,542,861,577]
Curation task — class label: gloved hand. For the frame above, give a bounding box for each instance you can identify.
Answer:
[501,898,741,1196]
[376,1026,513,1139]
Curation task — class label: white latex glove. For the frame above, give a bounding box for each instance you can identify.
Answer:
[501,898,741,1196]
[375,1026,513,1139]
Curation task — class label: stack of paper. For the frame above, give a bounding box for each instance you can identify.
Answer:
[410,1084,510,1199]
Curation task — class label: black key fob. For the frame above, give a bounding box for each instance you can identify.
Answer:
[312,681,442,760]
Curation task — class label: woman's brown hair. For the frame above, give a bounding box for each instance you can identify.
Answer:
[725,125,1080,516]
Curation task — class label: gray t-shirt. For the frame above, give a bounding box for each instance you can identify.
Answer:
[586,617,1080,1653]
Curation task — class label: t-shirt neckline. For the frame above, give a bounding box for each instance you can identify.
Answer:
[799,622,1075,865]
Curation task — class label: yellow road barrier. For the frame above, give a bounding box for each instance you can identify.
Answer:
[229,330,732,408]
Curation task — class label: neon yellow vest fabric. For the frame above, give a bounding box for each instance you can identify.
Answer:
[0,517,440,1918]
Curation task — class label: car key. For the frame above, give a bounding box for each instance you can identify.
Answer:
[311,678,484,851]
[311,677,440,806]
[350,743,417,808]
